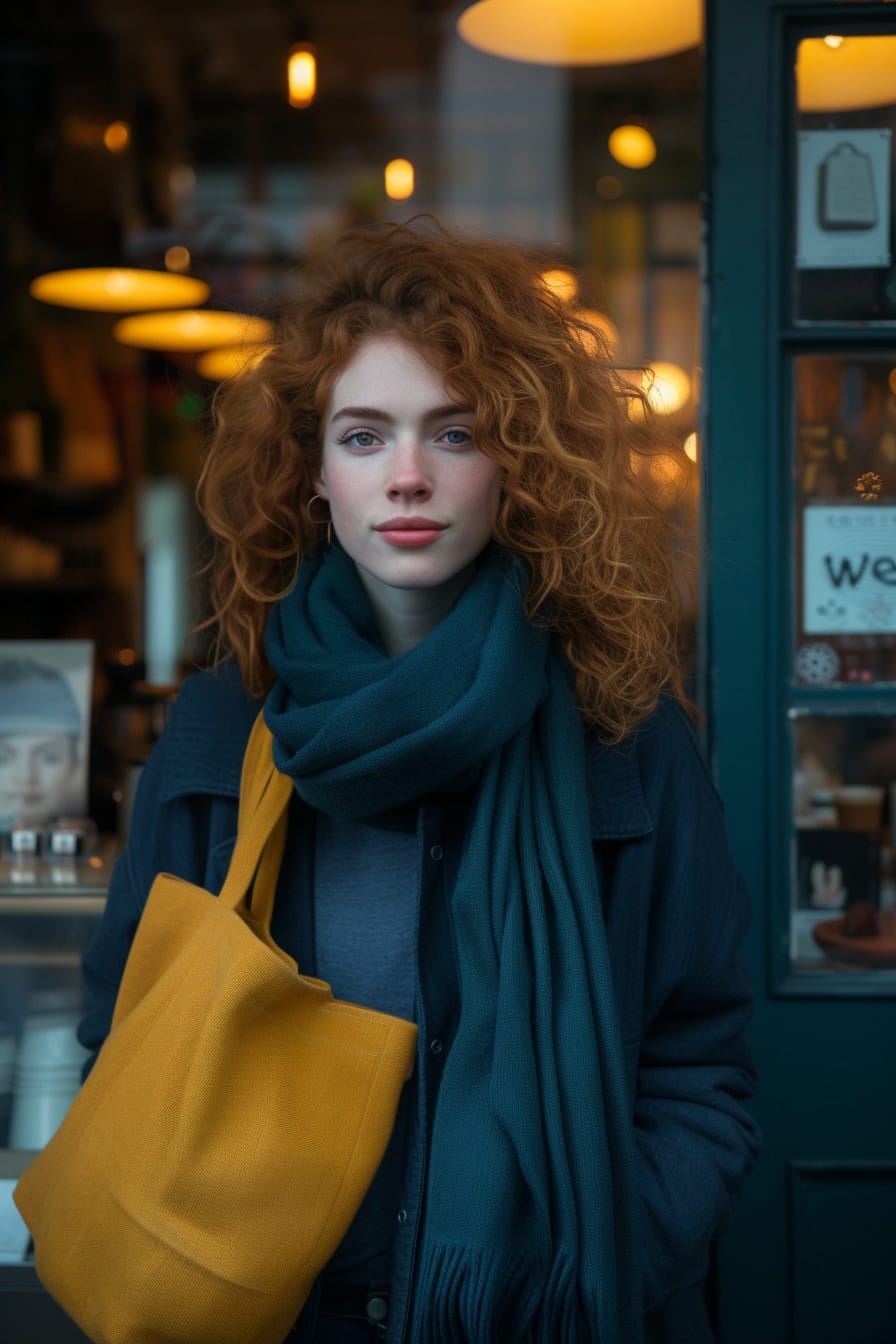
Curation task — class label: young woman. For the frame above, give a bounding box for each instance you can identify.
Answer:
[78,222,760,1344]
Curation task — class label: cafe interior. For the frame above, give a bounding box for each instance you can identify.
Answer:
[0,5,707,1325]
[1,0,704,835]
[4,4,896,1340]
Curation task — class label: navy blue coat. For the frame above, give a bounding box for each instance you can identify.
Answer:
[79,663,760,1343]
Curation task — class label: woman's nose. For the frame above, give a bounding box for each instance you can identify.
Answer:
[387,439,432,499]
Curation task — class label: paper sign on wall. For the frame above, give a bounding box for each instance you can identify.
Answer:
[804,505,896,633]
[797,129,892,270]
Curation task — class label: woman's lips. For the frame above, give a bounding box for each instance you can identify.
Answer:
[374,518,447,547]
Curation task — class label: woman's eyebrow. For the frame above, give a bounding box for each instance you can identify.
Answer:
[330,403,472,423]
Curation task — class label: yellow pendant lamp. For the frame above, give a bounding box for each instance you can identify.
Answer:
[113,310,274,353]
[29,267,209,313]
[457,0,701,66]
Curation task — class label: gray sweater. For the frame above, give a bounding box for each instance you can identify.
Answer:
[313,809,420,1284]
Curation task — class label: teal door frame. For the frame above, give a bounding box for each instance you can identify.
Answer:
[705,2,896,1339]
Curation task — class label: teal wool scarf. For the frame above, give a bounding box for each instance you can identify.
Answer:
[264,545,643,1343]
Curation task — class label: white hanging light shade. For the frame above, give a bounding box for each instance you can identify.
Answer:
[457,0,701,66]
[113,310,274,353]
[796,36,896,111]
[29,267,209,313]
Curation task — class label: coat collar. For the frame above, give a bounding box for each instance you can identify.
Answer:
[583,730,653,840]
[159,664,654,841]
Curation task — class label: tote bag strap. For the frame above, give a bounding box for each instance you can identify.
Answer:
[218,713,293,934]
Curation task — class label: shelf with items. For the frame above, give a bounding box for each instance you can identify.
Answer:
[0,852,116,1344]
[0,844,115,1161]
[786,707,896,988]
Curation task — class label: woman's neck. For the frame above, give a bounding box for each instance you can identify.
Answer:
[355,563,475,656]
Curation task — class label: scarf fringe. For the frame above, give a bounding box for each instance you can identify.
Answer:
[410,1240,608,1343]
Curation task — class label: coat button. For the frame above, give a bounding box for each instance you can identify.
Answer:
[366,1295,388,1325]
[429,844,443,861]
[429,1038,443,1055]
[396,1208,407,1225]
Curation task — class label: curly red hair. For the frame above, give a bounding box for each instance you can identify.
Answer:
[196,220,692,741]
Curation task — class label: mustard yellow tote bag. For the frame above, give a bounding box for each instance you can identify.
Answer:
[14,711,418,1344]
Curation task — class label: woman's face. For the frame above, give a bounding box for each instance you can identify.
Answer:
[0,732,78,825]
[315,334,502,610]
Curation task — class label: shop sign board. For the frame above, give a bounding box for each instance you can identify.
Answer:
[796,128,892,269]
[803,504,896,633]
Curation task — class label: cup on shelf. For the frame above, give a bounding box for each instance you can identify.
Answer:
[9,1085,80,1150]
[8,1008,88,1150]
[47,816,97,859]
[16,1009,87,1070]
[833,785,885,832]
[2,823,47,859]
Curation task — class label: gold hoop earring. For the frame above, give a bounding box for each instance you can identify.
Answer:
[306,494,333,548]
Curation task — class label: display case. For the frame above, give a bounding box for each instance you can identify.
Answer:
[0,841,115,1341]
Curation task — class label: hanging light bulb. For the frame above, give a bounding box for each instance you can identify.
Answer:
[164,245,192,274]
[457,0,701,66]
[103,121,130,153]
[288,38,317,108]
[608,123,657,169]
[571,308,619,356]
[643,362,691,415]
[796,35,896,111]
[540,268,578,303]
[385,158,414,201]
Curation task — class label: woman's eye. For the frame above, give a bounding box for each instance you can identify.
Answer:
[339,429,379,449]
[439,428,473,448]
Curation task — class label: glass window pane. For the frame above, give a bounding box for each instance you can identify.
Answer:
[793,353,896,686]
[793,35,896,326]
[790,713,896,980]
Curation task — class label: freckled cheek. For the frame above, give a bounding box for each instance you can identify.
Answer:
[321,467,368,519]
[479,465,503,524]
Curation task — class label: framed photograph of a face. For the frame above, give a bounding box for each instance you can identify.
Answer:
[0,641,94,831]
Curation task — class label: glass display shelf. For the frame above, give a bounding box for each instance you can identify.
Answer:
[0,839,117,1156]
[0,842,115,968]
[0,841,115,1339]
